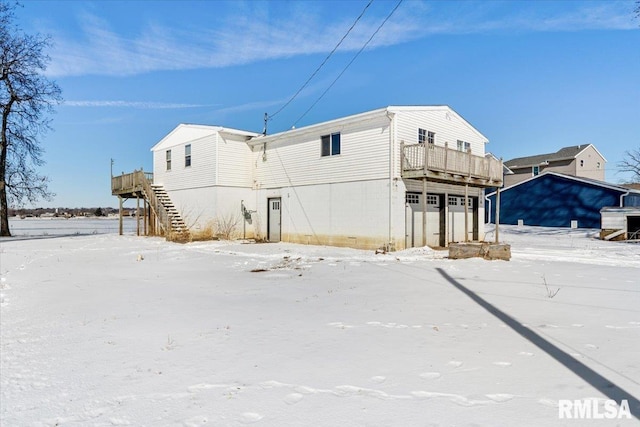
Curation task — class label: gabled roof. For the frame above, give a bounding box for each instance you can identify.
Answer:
[504,144,606,168]
[486,171,640,198]
[151,124,258,151]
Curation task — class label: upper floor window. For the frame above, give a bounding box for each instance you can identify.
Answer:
[321,132,341,157]
[532,165,540,176]
[166,149,172,171]
[185,144,192,167]
[597,162,601,169]
[457,140,470,152]
[428,131,435,145]
[580,159,584,167]
[418,129,435,145]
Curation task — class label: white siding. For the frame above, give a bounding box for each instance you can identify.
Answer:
[152,128,218,191]
[601,211,627,230]
[217,135,253,187]
[393,108,487,158]
[252,115,391,189]
[252,179,392,249]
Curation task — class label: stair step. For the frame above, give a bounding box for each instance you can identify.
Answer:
[146,184,190,239]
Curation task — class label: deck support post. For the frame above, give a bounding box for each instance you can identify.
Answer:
[118,196,123,236]
[444,191,449,247]
[144,200,148,236]
[495,186,501,243]
[422,177,427,247]
[464,183,469,242]
[136,195,140,236]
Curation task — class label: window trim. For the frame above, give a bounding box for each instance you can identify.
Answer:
[418,128,426,144]
[185,144,192,168]
[456,140,470,152]
[321,132,341,157]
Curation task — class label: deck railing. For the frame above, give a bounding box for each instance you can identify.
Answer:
[111,170,154,195]
[402,143,502,185]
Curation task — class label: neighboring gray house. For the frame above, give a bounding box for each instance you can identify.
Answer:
[503,144,606,187]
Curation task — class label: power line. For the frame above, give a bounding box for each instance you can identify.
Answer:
[268,0,374,121]
[291,0,403,129]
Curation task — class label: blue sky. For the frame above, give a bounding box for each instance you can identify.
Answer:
[15,0,640,208]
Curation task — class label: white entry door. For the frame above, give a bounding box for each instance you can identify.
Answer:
[268,198,281,242]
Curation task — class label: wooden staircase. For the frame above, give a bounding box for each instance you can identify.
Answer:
[111,170,190,241]
[148,184,189,238]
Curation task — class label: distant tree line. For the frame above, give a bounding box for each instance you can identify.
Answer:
[8,206,139,218]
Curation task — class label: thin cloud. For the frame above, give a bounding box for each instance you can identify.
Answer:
[63,100,217,109]
[45,1,637,78]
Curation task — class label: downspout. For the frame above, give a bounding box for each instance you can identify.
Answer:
[386,110,395,251]
[620,190,630,207]
[484,194,492,226]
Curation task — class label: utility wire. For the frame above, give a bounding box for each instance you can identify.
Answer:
[268,0,374,120]
[292,0,403,129]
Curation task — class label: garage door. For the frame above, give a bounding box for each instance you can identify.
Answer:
[448,195,474,243]
[405,192,442,247]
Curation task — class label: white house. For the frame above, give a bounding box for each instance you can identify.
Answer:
[116,106,503,250]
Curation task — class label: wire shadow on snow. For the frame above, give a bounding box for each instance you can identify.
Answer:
[436,267,639,420]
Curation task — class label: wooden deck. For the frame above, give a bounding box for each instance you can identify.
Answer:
[401,143,503,187]
[111,170,154,197]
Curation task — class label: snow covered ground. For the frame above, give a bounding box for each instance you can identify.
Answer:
[1,223,638,426]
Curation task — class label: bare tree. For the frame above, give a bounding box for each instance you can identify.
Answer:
[618,148,640,183]
[0,1,61,236]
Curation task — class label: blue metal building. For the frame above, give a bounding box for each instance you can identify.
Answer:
[485,172,640,229]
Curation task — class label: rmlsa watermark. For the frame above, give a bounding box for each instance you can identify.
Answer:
[558,399,631,419]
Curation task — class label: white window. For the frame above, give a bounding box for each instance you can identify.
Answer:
[419,129,435,146]
[166,150,172,171]
[580,159,584,167]
[597,162,601,169]
[418,128,427,144]
[457,140,470,152]
[448,196,458,206]
[321,133,341,157]
[427,194,438,205]
[532,165,540,176]
[185,144,191,167]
